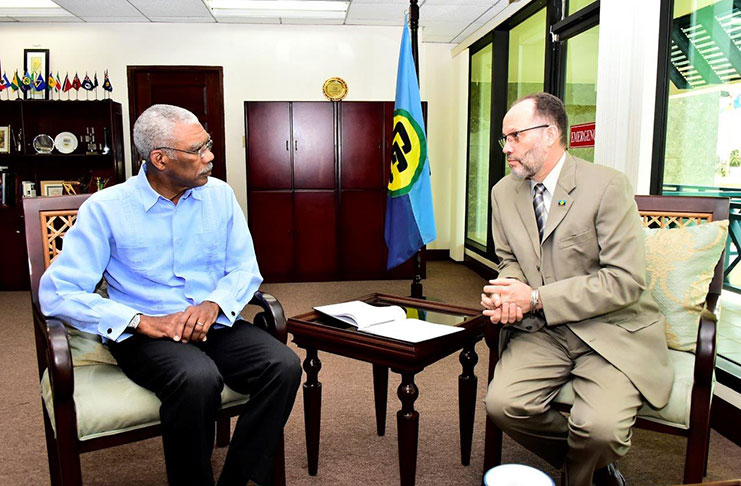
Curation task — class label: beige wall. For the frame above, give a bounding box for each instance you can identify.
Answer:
[0,22,460,252]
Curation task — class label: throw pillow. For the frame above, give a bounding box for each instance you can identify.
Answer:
[643,220,728,352]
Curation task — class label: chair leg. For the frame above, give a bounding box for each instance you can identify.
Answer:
[216,416,231,448]
[43,411,62,486]
[56,441,83,486]
[273,434,286,486]
[482,414,503,482]
[683,424,711,483]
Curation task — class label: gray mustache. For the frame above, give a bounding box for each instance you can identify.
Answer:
[199,162,213,175]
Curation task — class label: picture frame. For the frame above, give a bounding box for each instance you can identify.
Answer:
[24,48,50,100]
[40,180,65,197]
[0,126,10,154]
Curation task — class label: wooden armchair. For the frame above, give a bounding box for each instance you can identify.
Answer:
[482,195,730,484]
[23,194,288,486]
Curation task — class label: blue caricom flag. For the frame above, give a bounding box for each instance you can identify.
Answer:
[384,17,436,270]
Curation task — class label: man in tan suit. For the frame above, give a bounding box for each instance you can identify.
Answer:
[482,93,673,486]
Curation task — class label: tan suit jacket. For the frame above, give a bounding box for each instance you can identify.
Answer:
[490,153,673,408]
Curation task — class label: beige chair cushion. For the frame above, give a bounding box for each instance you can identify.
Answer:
[554,349,702,430]
[41,365,249,441]
[643,220,728,352]
[66,326,118,367]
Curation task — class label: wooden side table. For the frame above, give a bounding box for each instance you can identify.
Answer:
[287,293,488,486]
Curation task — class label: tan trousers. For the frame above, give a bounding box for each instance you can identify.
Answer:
[485,326,642,486]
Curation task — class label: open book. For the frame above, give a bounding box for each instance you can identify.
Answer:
[313,300,464,343]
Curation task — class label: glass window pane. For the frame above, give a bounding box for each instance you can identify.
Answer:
[466,43,493,247]
[661,0,741,366]
[563,24,599,162]
[568,0,596,15]
[505,8,546,175]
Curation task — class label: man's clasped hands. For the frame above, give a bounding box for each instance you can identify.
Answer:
[481,278,538,324]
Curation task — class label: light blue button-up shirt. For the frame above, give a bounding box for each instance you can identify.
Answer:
[39,164,263,342]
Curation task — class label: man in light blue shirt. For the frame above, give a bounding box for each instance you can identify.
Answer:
[39,104,301,486]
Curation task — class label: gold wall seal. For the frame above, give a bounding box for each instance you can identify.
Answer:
[322,77,348,101]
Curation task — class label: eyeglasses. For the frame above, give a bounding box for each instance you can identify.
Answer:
[498,125,550,149]
[154,138,213,159]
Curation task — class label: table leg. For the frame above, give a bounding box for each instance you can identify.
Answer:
[459,344,479,466]
[302,348,322,476]
[373,364,388,436]
[397,371,419,486]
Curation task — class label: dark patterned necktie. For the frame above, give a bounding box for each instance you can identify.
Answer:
[532,183,547,242]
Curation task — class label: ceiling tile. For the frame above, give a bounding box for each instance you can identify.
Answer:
[53,0,143,18]
[420,34,457,43]
[421,20,470,37]
[129,0,213,18]
[346,3,406,22]
[419,4,489,23]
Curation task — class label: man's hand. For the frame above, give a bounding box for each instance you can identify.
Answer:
[136,301,220,343]
[179,301,220,343]
[481,278,532,325]
[137,312,187,341]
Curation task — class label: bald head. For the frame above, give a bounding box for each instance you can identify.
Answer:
[510,92,568,148]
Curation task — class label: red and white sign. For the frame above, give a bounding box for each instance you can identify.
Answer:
[569,122,596,148]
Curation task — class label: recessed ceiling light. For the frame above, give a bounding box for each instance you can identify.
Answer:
[209,0,349,20]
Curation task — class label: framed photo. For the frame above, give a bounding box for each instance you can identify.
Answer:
[24,48,50,100]
[0,126,10,154]
[41,180,65,197]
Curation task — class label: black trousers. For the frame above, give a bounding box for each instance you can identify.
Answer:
[107,320,301,486]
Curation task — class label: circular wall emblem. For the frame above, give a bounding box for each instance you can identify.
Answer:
[322,77,348,101]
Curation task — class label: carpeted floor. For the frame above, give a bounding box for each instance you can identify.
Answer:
[1,261,739,485]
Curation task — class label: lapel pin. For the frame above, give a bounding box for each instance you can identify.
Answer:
[557,200,566,207]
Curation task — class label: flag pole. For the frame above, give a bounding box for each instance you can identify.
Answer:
[408,0,424,300]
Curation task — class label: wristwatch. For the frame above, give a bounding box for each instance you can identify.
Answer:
[530,289,540,312]
[128,313,142,330]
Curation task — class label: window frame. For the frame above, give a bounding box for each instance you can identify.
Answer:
[463,0,600,262]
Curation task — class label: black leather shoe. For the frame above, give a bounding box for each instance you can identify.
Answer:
[593,462,626,486]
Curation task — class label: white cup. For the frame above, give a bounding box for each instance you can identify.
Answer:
[483,464,555,486]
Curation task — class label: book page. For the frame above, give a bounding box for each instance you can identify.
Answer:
[364,318,464,343]
[314,301,406,329]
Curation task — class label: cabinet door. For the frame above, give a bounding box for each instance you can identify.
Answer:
[339,191,386,279]
[0,215,29,290]
[247,191,294,281]
[341,102,385,189]
[295,191,337,280]
[246,102,292,190]
[292,102,335,189]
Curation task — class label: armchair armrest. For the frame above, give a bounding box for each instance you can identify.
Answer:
[249,291,288,344]
[690,292,719,420]
[32,302,80,442]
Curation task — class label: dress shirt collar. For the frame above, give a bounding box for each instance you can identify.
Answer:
[136,163,203,212]
[529,152,566,197]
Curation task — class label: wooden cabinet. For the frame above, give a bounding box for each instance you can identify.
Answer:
[245,101,422,283]
[0,100,125,290]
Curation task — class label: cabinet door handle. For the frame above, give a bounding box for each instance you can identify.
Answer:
[294,140,298,151]
[286,140,289,151]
